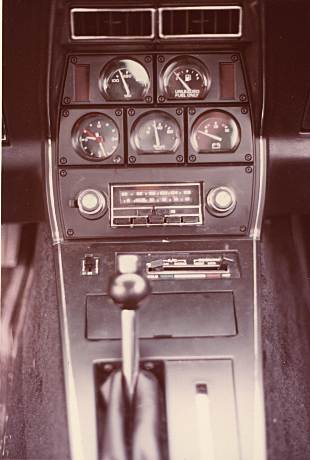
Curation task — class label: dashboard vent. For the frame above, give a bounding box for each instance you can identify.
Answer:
[70,8,155,40]
[159,6,242,39]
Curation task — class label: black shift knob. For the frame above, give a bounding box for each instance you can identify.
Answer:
[109,272,150,309]
[108,255,150,309]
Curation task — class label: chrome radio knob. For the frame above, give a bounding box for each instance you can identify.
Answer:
[77,189,107,219]
[206,186,236,217]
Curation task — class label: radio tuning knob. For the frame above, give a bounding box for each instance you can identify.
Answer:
[206,186,236,217]
[77,189,107,219]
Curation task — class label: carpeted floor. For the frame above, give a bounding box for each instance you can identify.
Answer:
[260,217,310,460]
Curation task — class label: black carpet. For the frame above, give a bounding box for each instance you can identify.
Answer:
[260,217,310,460]
[5,224,70,460]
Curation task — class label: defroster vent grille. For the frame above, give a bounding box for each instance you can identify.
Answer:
[71,8,155,40]
[159,6,242,38]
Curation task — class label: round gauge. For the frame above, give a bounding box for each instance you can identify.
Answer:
[99,58,150,101]
[161,57,210,100]
[72,113,120,161]
[131,111,181,154]
[190,110,240,153]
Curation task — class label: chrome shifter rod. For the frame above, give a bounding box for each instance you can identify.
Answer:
[108,255,150,401]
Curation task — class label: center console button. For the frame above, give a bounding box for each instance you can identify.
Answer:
[77,189,107,219]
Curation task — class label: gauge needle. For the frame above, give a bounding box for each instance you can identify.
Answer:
[98,141,107,157]
[83,128,97,140]
[152,121,161,148]
[197,130,223,142]
[119,69,131,98]
[174,71,192,92]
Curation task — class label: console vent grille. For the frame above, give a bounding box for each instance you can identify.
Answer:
[159,6,242,38]
[71,8,155,40]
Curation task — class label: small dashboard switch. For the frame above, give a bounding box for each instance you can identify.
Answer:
[81,255,100,276]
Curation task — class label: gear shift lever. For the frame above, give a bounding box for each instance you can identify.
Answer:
[108,255,150,401]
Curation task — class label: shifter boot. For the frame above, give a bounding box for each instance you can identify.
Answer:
[100,370,128,460]
[132,370,163,460]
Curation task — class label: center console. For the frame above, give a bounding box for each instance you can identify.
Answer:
[45,2,266,459]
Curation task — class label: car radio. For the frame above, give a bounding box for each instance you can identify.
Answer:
[110,182,203,227]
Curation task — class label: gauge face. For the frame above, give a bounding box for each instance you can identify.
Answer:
[190,110,240,153]
[162,57,209,100]
[99,59,150,101]
[72,113,119,161]
[131,111,181,154]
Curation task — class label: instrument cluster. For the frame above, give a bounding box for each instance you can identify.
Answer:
[59,53,252,166]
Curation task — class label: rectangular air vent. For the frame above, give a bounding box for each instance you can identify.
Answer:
[159,6,242,39]
[70,8,155,40]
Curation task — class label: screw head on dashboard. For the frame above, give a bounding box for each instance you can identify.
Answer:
[129,156,136,164]
[231,54,239,62]
[67,228,74,237]
[60,169,67,177]
[158,55,165,63]
[128,108,135,116]
[245,154,252,162]
[145,96,152,103]
[239,94,247,102]
[241,106,248,114]
[176,108,183,116]
[189,155,197,162]
[113,155,122,164]
[158,95,165,103]
[245,166,253,174]
[145,55,152,63]
[103,363,114,373]
[63,97,71,105]
[144,362,154,371]
[189,108,196,116]
[240,225,247,233]
[115,109,122,116]
[70,56,77,64]
[62,110,70,117]
[176,155,184,162]
[60,157,67,165]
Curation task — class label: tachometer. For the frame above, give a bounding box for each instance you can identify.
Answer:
[161,56,210,100]
[99,58,150,101]
[190,110,240,153]
[72,113,120,161]
[131,111,181,154]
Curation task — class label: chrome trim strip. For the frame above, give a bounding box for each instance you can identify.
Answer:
[253,239,267,459]
[46,139,62,244]
[70,8,156,40]
[56,244,85,460]
[158,6,242,39]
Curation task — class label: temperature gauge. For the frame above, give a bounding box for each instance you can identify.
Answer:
[161,56,210,100]
[131,111,181,154]
[99,58,151,101]
[190,110,240,153]
[72,113,120,161]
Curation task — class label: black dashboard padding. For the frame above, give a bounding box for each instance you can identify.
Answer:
[87,291,236,340]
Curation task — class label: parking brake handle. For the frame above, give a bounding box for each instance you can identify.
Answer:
[108,254,150,401]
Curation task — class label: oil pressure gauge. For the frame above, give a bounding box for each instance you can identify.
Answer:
[161,56,210,100]
[99,58,150,101]
[72,113,120,161]
[190,110,240,153]
[131,111,181,154]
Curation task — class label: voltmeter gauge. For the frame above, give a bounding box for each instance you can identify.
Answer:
[161,57,210,100]
[72,113,120,161]
[99,58,150,101]
[131,111,181,154]
[190,110,240,153]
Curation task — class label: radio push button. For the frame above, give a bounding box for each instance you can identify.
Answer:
[77,189,107,219]
[206,186,236,217]
[165,216,182,224]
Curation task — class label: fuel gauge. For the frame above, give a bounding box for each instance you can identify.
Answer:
[99,58,151,101]
[161,56,210,100]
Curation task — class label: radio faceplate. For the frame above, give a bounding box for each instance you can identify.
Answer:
[111,182,203,227]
